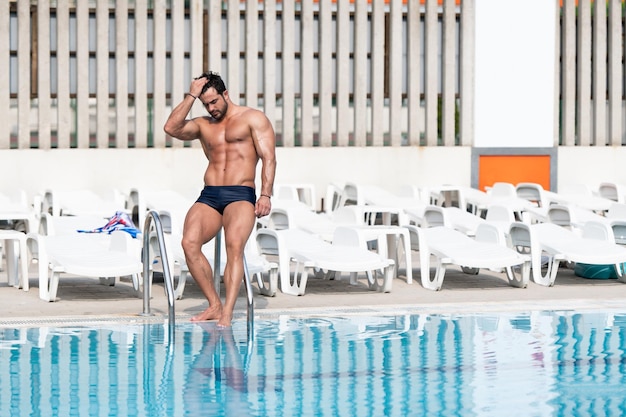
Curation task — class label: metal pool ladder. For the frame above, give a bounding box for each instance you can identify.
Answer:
[141,211,176,324]
[140,210,255,335]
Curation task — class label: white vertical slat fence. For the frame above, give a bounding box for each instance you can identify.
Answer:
[3,1,625,150]
[170,0,186,148]
[55,0,71,149]
[17,0,30,149]
[353,0,368,146]
[577,0,592,146]
[335,0,350,147]
[152,0,167,149]
[115,0,129,149]
[424,0,438,146]
[371,0,385,146]
[37,0,52,150]
[561,0,576,146]
[407,0,421,146]
[608,0,623,146]
[318,0,332,146]
[592,0,607,146]
[75,1,89,148]
[262,0,277,137]
[281,0,295,147]
[245,0,258,110]
[442,0,456,146]
[96,0,108,148]
[300,0,314,147]
[134,0,148,148]
[389,0,404,146]
[459,0,474,147]
[227,0,240,104]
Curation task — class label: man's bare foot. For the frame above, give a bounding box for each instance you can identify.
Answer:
[217,313,233,328]
[190,305,222,322]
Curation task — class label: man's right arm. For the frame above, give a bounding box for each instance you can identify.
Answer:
[163,93,201,141]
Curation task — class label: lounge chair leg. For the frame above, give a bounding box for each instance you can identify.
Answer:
[532,256,560,287]
[99,277,116,286]
[280,261,308,296]
[421,257,447,291]
[174,271,187,300]
[504,260,530,288]
[48,270,60,302]
[365,261,395,292]
[256,266,279,297]
[461,266,479,275]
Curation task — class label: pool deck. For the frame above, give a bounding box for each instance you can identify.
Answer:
[2,260,626,325]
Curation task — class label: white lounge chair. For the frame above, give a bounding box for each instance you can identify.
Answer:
[256,228,396,296]
[267,205,412,283]
[26,231,143,302]
[405,223,531,291]
[508,221,626,287]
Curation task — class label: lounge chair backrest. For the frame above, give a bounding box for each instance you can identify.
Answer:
[485,205,515,223]
[268,208,291,230]
[581,221,615,242]
[516,182,546,207]
[422,206,447,228]
[489,182,516,198]
[598,182,619,202]
[547,205,572,228]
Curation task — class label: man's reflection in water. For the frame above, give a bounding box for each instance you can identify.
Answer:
[184,322,252,414]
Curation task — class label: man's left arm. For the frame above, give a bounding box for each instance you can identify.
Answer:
[251,111,277,217]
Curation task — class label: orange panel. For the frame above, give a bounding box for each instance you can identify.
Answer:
[478,155,551,192]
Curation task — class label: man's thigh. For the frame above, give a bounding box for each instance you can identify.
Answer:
[222,201,256,249]
[183,202,223,244]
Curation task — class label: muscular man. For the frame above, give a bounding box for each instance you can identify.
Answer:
[164,72,276,327]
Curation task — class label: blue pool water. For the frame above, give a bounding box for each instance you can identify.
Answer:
[1,309,626,417]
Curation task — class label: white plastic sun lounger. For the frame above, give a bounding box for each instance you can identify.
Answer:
[256,228,396,296]
[405,224,531,291]
[508,221,626,287]
[26,231,143,302]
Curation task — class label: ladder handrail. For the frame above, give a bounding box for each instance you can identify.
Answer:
[141,210,175,325]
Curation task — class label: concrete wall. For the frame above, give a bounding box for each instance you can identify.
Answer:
[3,147,625,211]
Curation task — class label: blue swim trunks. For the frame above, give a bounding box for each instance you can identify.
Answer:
[196,185,256,215]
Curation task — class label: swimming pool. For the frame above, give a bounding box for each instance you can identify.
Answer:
[1,308,625,417]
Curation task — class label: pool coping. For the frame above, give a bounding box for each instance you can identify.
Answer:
[3,297,626,328]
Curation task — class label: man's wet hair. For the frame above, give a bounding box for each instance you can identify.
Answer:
[198,71,227,96]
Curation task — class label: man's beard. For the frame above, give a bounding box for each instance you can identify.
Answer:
[210,101,228,121]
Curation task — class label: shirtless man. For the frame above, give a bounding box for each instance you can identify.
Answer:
[164,71,276,327]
